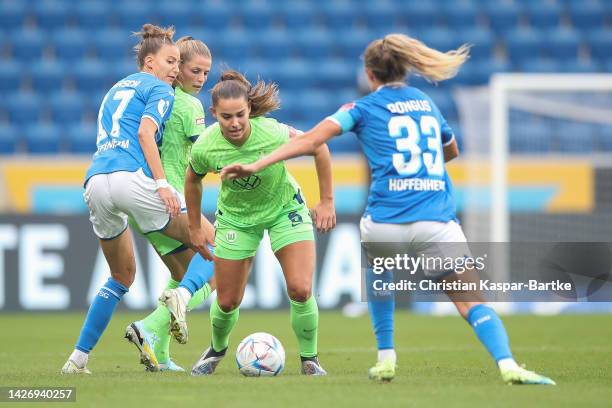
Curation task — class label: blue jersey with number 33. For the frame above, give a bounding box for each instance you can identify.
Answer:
[85,72,175,184]
[328,85,456,224]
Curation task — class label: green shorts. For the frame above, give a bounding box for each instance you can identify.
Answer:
[214,197,314,260]
[128,217,187,257]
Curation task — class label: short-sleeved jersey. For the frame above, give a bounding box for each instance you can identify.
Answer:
[85,72,175,184]
[160,86,206,193]
[190,116,299,226]
[328,84,457,224]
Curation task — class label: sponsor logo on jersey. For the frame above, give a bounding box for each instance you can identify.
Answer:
[196,118,205,125]
[232,175,261,190]
[287,210,303,227]
[226,230,237,243]
[340,102,355,111]
[158,99,170,116]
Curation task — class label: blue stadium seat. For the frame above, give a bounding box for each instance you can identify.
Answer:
[363,2,395,30]
[7,92,42,125]
[295,90,338,125]
[525,2,561,28]
[557,123,595,153]
[399,1,437,30]
[255,29,292,60]
[327,132,361,153]
[28,60,66,94]
[545,28,581,59]
[274,59,316,91]
[275,1,317,28]
[116,1,156,31]
[458,28,495,61]
[48,91,87,125]
[334,29,372,60]
[505,28,545,63]
[485,2,522,34]
[75,1,111,28]
[24,123,62,154]
[53,28,90,61]
[559,59,600,73]
[11,28,47,62]
[315,60,358,89]
[517,59,562,73]
[241,2,274,30]
[428,89,457,121]
[321,2,357,29]
[0,1,26,30]
[93,28,133,61]
[109,59,138,84]
[195,3,231,30]
[68,122,97,154]
[157,1,195,28]
[442,1,479,29]
[294,29,334,59]
[0,60,23,93]
[0,124,19,154]
[588,28,612,61]
[241,58,276,85]
[596,125,612,151]
[70,60,112,93]
[421,28,465,53]
[568,1,606,29]
[510,122,553,153]
[32,0,72,30]
[215,30,251,62]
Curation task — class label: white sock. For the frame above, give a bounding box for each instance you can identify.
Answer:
[177,287,192,304]
[497,358,519,371]
[69,349,89,368]
[378,349,397,365]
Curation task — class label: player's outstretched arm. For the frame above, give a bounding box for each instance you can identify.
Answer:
[311,142,336,233]
[184,166,214,259]
[139,117,180,217]
[444,138,459,162]
[221,119,341,180]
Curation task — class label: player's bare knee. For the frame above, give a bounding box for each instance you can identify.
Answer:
[288,286,311,302]
[110,265,136,287]
[217,297,240,312]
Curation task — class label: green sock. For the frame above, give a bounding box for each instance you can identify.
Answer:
[210,299,239,352]
[290,296,319,358]
[187,283,212,311]
[142,278,179,364]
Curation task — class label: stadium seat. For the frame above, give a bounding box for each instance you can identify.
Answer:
[327,132,361,153]
[321,2,357,29]
[24,123,62,154]
[53,28,90,61]
[274,59,316,91]
[557,123,596,153]
[545,28,581,59]
[70,60,113,93]
[293,29,335,59]
[0,124,19,154]
[315,60,358,89]
[116,1,156,31]
[215,30,251,62]
[421,28,465,53]
[109,59,138,84]
[157,1,195,28]
[525,2,562,28]
[559,59,600,73]
[568,1,606,29]
[334,29,372,60]
[399,1,437,30]
[255,29,292,60]
[458,28,495,61]
[28,60,66,94]
[0,1,26,30]
[194,3,231,30]
[505,28,545,63]
[295,90,338,125]
[31,0,72,30]
[510,121,553,153]
[75,1,111,28]
[7,92,42,125]
[0,60,23,93]
[241,2,274,30]
[442,1,479,29]
[275,1,317,28]
[517,59,562,73]
[92,28,133,61]
[588,28,612,61]
[67,122,97,154]
[428,89,457,121]
[48,91,87,125]
[11,28,47,62]
[363,2,395,30]
[485,2,523,34]
[596,125,612,151]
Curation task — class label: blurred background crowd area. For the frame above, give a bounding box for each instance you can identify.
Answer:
[0,0,611,155]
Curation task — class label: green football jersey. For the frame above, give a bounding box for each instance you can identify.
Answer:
[160,86,206,192]
[190,116,300,226]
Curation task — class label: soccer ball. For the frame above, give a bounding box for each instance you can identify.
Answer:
[235,332,285,377]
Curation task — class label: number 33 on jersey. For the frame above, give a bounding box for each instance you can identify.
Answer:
[327,85,457,224]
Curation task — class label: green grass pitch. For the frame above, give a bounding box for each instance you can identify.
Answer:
[0,311,610,407]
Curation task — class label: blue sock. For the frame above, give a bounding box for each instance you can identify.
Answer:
[466,304,513,362]
[75,278,128,353]
[179,246,215,295]
[366,267,395,350]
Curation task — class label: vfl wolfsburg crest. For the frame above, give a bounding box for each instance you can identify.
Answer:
[233,175,261,190]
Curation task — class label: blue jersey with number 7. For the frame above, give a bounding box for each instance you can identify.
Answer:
[328,84,456,224]
[85,72,175,185]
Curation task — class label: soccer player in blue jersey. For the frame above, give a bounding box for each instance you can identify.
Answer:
[61,24,215,375]
[222,33,555,385]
